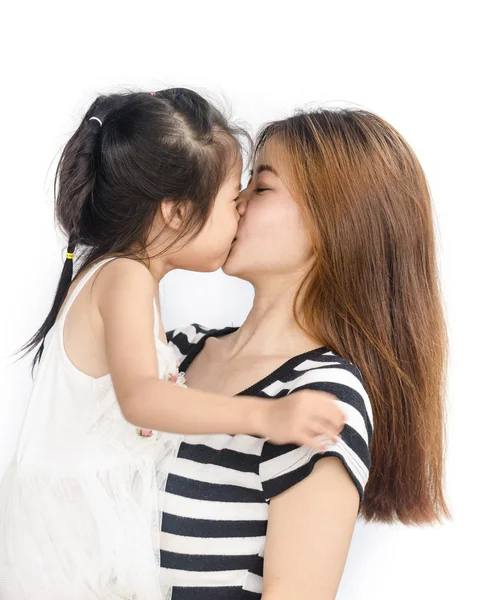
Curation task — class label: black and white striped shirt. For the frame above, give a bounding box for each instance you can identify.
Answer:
[162,324,373,600]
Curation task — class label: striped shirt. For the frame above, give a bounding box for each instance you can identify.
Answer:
[162,324,373,600]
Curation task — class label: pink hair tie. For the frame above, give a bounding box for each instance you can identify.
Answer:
[149,92,156,96]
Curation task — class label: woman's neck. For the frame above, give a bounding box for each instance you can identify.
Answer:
[224,275,322,359]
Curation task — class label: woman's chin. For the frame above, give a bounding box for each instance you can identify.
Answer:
[222,240,254,278]
[221,247,241,276]
[221,257,236,276]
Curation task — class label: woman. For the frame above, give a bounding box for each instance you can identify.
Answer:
[163,108,449,600]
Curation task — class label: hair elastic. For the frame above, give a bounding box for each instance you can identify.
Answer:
[88,116,103,127]
[66,252,74,260]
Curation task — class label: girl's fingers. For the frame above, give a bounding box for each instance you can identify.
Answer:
[318,409,346,432]
[323,399,346,427]
[310,420,341,441]
[323,409,346,430]
[308,423,341,444]
[302,435,325,451]
[302,436,333,453]
[299,427,340,450]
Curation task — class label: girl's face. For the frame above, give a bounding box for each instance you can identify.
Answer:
[169,155,243,272]
[223,148,313,283]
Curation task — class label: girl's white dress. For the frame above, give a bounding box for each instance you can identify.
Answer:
[0,257,183,600]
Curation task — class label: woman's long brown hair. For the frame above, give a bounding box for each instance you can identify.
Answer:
[256,109,449,524]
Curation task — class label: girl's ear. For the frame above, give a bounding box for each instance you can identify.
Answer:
[159,200,191,232]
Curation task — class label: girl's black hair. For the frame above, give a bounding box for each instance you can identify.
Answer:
[22,88,250,368]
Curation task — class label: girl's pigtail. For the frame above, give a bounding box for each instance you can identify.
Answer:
[20,104,105,370]
[21,234,78,369]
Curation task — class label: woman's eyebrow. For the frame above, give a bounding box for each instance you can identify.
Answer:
[249,164,278,178]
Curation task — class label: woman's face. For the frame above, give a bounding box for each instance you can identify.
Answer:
[223,146,314,283]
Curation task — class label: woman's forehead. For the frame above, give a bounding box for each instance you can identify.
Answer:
[253,139,280,169]
[252,139,293,183]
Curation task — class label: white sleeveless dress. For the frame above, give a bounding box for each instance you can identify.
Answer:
[0,258,183,600]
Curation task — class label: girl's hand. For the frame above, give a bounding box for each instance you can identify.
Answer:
[255,390,346,450]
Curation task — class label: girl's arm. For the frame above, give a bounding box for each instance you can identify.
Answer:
[96,258,345,444]
[261,457,359,600]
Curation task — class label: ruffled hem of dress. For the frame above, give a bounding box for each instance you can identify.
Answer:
[0,433,182,600]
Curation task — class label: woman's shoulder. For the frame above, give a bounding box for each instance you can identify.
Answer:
[260,348,374,504]
[265,347,372,422]
[167,323,213,346]
[166,323,225,366]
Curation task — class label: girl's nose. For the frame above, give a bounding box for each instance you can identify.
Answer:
[236,194,247,216]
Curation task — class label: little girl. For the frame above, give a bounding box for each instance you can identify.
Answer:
[0,89,345,600]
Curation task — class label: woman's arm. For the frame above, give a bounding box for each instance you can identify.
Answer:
[261,457,359,600]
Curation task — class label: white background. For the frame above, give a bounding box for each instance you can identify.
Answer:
[1,1,483,598]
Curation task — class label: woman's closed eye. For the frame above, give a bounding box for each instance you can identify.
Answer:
[255,187,270,194]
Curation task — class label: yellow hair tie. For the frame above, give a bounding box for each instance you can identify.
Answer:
[66,252,74,260]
